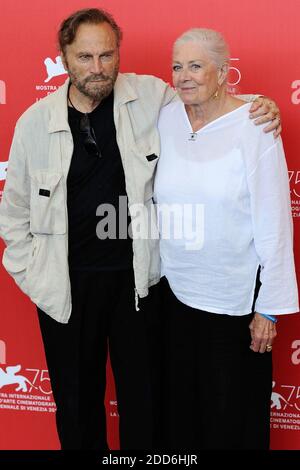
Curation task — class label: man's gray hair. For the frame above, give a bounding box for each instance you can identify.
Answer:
[174,28,230,69]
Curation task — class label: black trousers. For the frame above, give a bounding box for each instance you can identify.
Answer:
[160,276,272,450]
[37,269,162,450]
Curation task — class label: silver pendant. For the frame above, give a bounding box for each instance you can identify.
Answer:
[189,132,197,141]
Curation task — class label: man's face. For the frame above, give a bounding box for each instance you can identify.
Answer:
[62,22,120,101]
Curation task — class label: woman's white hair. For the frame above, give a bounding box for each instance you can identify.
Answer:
[174,28,230,69]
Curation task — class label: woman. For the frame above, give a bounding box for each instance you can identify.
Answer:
[154,28,299,449]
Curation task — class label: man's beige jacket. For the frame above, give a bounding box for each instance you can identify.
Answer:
[0,74,176,323]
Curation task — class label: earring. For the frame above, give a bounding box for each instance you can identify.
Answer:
[213,88,219,99]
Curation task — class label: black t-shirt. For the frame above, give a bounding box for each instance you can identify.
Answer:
[67,91,133,271]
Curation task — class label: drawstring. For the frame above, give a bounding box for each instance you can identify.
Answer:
[134,288,140,311]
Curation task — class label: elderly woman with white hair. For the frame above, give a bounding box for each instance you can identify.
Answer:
[154,28,299,449]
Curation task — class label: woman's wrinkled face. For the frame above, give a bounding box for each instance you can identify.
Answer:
[172,41,222,106]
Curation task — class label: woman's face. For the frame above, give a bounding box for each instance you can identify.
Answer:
[172,41,222,106]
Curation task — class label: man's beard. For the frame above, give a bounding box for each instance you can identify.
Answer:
[68,63,119,101]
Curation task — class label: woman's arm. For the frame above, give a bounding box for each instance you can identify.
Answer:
[247,138,299,352]
[249,313,277,353]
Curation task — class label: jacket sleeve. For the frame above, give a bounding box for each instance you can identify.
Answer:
[0,124,32,295]
[163,91,259,106]
[159,82,178,108]
[236,94,260,102]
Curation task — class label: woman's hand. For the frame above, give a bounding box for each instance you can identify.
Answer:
[249,97,282,137]
[249,312,277,353]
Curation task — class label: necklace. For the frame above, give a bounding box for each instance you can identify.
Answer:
[67,85,85,114]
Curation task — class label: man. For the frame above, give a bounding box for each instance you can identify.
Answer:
[0,8,281,450]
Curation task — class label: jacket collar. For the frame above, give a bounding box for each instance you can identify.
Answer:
[113,73,138,107]
[48,73,138,133]
[48,78,70,133]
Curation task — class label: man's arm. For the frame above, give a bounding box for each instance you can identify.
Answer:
[161,81,281,136]
[160,81,177,107]
[249,97,281,137]
[237,94,281,137]
[0,125,32,295]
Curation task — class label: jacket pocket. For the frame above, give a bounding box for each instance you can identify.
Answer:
[29,170,66,234]
[131,139,160,203]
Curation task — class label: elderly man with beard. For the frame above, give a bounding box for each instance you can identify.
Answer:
[0,8,281,450]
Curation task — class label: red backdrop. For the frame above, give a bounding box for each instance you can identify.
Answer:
[0,0,300,450]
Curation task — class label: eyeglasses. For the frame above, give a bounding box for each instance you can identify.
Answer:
[79,113,102,158]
